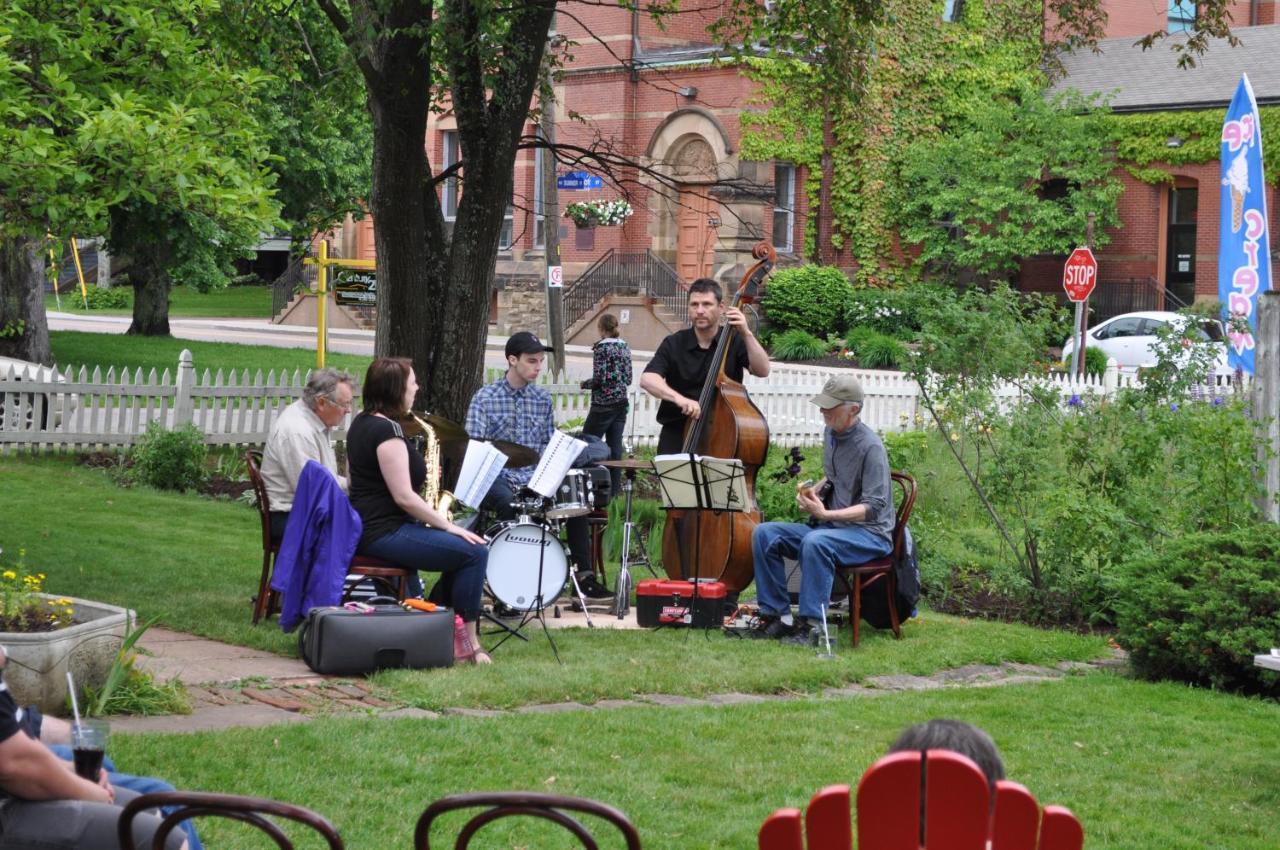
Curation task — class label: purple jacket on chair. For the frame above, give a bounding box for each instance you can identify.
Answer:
[271,460,362,632]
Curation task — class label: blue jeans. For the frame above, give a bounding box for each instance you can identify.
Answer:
[583,403,628,494]
[752,522,893,621]
[50,745,203,850]
[362,523,488,621]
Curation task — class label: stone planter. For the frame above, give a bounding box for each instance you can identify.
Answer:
[2,595,133,713]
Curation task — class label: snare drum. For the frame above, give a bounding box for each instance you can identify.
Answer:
[545,469,593,520]
[486,522,569,612]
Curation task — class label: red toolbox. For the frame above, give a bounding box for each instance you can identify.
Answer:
[636,579,726,629]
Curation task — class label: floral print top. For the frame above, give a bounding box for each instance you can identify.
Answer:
[590,337,632,407]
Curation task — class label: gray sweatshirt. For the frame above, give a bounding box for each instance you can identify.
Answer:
[822,419,895,543]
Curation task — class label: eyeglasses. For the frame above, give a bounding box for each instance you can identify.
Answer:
[322,394,353,412]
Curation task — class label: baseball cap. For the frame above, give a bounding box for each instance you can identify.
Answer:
[505,331,554,358]
[811,374,864,409]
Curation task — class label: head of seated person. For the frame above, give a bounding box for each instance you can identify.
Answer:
[887,718,1005,791]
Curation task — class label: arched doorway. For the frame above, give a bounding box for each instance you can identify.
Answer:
[669,138,720,282]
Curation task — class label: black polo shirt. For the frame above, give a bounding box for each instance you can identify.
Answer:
[643,327,750,426]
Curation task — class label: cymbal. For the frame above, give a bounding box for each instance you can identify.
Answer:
[491,439,540,468]
[599,458,655,470]
[400,411,469,443]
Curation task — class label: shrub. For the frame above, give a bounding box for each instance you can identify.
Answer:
[1114,525,1280,696]
[844,282,956,340]
[761,264,855,336]
[128,422,207,492]
[770,329,829,361]
[851,331,906,369]
[1081,345,1109,376]
[80,287,131,310]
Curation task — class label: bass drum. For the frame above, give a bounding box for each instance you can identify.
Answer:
[486,522,569,612]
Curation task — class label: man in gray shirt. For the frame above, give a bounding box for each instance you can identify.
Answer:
[259,368,354,542]
[749,374,894,646]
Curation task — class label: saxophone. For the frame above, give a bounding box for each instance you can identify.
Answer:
[409,411,456,521]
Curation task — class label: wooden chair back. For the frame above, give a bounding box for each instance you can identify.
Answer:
[117,790,344,850]
[244,449,273,553]
[415,791,642,850]
[757,750,1083,850]
[886,471,917,558]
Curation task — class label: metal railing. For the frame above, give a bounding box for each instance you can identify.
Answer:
[562,250,687,329]
[1089,277,1188,322]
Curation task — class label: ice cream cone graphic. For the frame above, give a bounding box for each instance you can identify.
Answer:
[1224,150,1249,233]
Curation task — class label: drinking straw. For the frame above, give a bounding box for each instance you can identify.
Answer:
[66,671,82,727]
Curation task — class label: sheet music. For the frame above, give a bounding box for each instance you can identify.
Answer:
[652,454,747,511]
[527,430,587,497]
[454,440,508,508]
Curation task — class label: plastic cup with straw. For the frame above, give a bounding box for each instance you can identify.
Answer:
[66,672,107,781]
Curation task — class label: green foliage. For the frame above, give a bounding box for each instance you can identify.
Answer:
[756,445,826,524]
[128,422,207,492]
[1114,525,1280,696]
[84,615,191,716]
[761,264,856,336]
[1082,345,1109,376]
[844,283,953,338]
[770,329,830,361]
[897,87,1122,279]
[80,287,131,311]
[847,329,906,369]
[882,430,928,471]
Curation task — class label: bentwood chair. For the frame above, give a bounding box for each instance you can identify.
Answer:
[415,791,643,850]
[118,790,344,850]
[758,750,1083,850]
[833,471,917,647]
[244,450,411,625]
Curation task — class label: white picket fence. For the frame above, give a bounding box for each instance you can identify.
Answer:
[0,351,1252,453]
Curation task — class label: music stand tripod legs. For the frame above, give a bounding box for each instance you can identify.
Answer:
[613,465,640,619]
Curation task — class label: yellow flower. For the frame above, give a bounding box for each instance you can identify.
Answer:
[950,432,959,441]
[2,571,15,580]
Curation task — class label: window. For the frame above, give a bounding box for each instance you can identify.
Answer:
[1168,1,1195,33]
[533,142,546,249]
[942,0,964,22]
[442,130,459,220]
[1098,317,1143,339]
[773,163,795,253]
[499,202,514,250]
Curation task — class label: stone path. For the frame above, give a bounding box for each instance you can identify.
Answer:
[118,625,1125,735]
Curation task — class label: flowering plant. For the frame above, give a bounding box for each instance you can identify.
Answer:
[564,198,633,228]
[0,549,75,633]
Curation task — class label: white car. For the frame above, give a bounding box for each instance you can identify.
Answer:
[1061,311,1230,375]
[0,356,75,430]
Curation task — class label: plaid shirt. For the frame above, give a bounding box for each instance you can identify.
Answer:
[465,377,554,488]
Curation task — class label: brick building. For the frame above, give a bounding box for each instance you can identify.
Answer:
[331,6,804,350]
[1027,2,1280,318]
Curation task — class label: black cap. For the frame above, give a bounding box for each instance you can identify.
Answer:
[505,331,554,358]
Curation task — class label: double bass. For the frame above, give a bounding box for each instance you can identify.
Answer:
[660,242,776,594]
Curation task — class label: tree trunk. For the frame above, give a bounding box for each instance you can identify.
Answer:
[0,235,52,364]
[126,270,171,336]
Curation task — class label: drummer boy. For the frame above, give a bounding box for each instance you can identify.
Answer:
[465,332,614,603]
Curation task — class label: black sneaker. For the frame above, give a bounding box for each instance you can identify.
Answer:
[744,614,795,640]
[576,573,613,601]
[782,620,818,647]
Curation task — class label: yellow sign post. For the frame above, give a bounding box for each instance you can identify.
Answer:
[303,241,376,368]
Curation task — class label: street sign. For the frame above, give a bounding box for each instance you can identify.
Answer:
[548,265,563,288]
[556,171,603,190]
[1062,247,1098,302]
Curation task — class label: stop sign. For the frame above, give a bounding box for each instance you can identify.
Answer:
[1062,247,1097,302]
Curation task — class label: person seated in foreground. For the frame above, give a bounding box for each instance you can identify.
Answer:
[887,718,1005,791]
[0,648,188,850]
[347,357,492,664]
[259,367,355,543]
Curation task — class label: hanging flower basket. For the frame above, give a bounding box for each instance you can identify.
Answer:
[564,199,634,229]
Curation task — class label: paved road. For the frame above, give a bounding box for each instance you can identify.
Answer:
[47,312,606,369]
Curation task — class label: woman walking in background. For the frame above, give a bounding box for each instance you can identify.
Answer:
[582,313,632,495]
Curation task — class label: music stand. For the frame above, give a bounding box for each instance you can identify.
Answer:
[652,454,747,631]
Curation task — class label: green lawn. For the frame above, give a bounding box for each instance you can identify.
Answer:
[47,285,274,318]
[49,330,372,377]
[110,674,1279,849]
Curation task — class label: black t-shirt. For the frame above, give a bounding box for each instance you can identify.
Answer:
[346,413,426,547]
[0,682,20,745]
[643,327,750,426]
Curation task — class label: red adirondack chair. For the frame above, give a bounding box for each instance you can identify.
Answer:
[758,750,1084,850]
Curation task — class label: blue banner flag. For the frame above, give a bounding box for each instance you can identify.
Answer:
[1218,73,1272,374]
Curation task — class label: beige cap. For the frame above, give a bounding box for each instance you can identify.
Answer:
[811,374,865,409]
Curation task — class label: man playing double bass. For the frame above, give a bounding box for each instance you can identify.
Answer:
[640,278,771,455]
